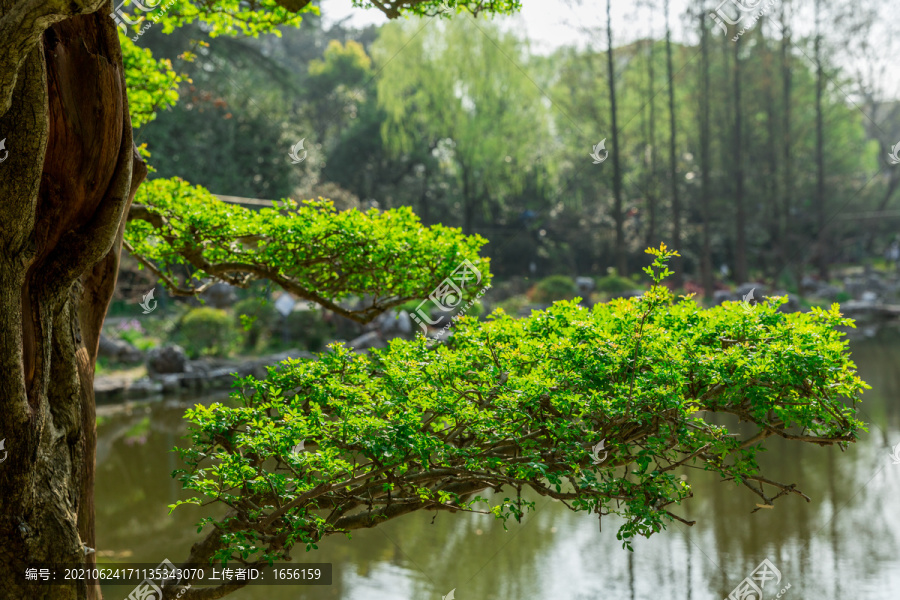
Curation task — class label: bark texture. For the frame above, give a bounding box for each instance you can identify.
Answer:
[0,3,145,598]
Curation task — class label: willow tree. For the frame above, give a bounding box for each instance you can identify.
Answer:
[374,15,551,234]
[0,1,516,598]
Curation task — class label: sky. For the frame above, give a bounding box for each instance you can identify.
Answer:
[320,0,690,53]
[319,0,900,103]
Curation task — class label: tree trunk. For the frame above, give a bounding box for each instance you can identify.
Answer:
[461,163,474,234]
[733,36,747,284]
[814,0,828,280]
[607,0,626,276]
[0,8,145,599]
[699,11,713,300]
[664,0,682,287]
[780,0,793,279]
[761,16,781,279]
[646,38,658,250]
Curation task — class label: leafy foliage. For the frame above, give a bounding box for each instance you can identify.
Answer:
[126,177,491,322]
[172,247,867,565]
[122,36,186,128]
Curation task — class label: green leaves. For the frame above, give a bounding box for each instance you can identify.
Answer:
[172,269,867,563]
[122,36,186,128]
[126,177,490,322]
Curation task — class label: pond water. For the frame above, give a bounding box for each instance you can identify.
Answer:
[95,330,900,600]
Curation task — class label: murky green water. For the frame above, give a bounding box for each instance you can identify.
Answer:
[95,330,900,599]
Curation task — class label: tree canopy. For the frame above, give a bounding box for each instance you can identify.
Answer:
[167,248,866,597]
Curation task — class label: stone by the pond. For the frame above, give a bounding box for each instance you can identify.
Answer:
[576,276,595,293]
[98,335,143,363]
[147,345,190,375]
[202,282,238,308]
[349,331,385,350]
[397,310,412,334]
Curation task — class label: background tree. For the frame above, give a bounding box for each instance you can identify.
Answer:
[606,0,626,275]
[375,16,551,236]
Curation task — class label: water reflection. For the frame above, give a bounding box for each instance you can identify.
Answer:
[96,331,900,599]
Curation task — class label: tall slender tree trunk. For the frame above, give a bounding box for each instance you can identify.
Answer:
[664,0,682,287]
[814,0,828,280]
[780,0,794,284]
[607,0,626,276]
[0,7,146,599]
[761,16,781,279]
[733,37,747,284]
[699,11,713,300]
[461,163,474,234]
[419,167,430,226]
[646,37,658,249]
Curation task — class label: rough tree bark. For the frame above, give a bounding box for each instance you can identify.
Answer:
[0,3,146,598]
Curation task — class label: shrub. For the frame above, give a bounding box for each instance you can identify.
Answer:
[495,294,528,316]
[178,307,238,358]
[835,291,851,303]
[596,270,637,294]
[528,275,576,304]
[235,298,279,352]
